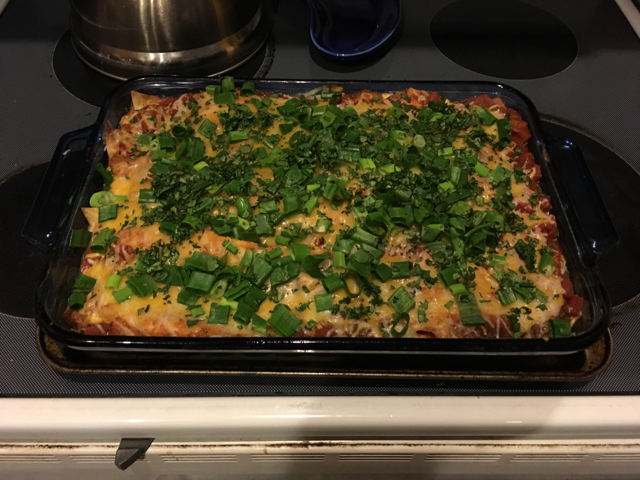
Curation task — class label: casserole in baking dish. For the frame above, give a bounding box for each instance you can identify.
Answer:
[26,77,614,354]
[65,78,583,341]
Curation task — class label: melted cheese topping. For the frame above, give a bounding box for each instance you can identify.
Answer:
[66,87,580,339]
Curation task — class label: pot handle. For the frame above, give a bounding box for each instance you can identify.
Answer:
[546,137,619,257]
[23,126,95,252]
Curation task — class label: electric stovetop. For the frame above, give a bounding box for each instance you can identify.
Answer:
[0,0,639,396]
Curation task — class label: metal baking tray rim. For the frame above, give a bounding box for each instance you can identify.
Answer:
[37,328,613,382]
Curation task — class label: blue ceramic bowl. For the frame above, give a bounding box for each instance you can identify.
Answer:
[308,0,401,60]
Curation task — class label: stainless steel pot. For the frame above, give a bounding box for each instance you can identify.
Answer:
[70,0,270,80]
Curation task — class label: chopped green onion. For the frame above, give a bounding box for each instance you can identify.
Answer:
[259,199,279,214]
[220,297,239,310]
[251,314,268,333]
[224,280,252,301]
[266,247,283,260]
[489,165,512,183]
[388,205,414,228]
[334,238,356,254]
[72,274,97,292]
[359,158,376,170]
[351,248,374,265]
[344,273,363,297]
[283,196,302,216]
[222,239,239,255]
[229,130,248,143]
[474,162,491,177]
[315,218,332,233]
[241,81,255,96]
[69,229,92,248]
[236,197,251,218]
[332,250,346,269]
[314,293,333,312]
[263,134,280,150]
[549,319,572,338]
[412,134,426,149]
[456,292,485,325]
[351,227,379,246]
[208,305,230,324]
[183,252,219,272]
[157,134,175,149]
[186,271,216,295]
[138,189,156,203]
[539,248,555,273]
[247,256,273,285]
[302,254,329,279]
[374,263,393,282]
[439,266,458,287]
[497,287,517,306]
[193,160,209,172]
[346,259,371,278]
[90,228,117,254]
[361,243,383,260]
[68,292,86,310]
[268,304,302,337]
[239,250,254,268]
[214,91,235,105]
[210,279,228,298]
[113,286,134,304]
[378,164,395,174]
[197,119,217,139]
[279,122,294,134]
[418,301,429,323]
[90,191,127,207]
[233,302,255,325]
[475,106,497,125]
[304,196,318,215]
[105,274,122,289]
[270,262,300,287]
[390,312,410,338]
[95,164,113,184]
[220,76,235,92]
[126,274,158,297]
[390,130,409,145]
[290,243,310,262]
[275,235,291,246]
[243,286,267,310]
[255,214,274,236]
[450,283,466,295]
[388,286,415,313]
[391,261,412,279]
[271,256,293,268]
[190,306,205,318]
[438,181,454,193]
[98,204,118,222]
[488,254,507,269]
[322,181,338,201]
[322,273,344,293]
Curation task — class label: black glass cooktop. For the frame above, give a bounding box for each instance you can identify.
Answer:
[0,0,639,396]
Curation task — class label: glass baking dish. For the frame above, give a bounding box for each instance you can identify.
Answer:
[23,77,618,355]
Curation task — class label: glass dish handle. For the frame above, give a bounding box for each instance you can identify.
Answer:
[23,126,95,252]
[546,137,619,257]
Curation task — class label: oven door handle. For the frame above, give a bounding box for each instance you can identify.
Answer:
[546,137,619,258]
[22,125,96,252]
